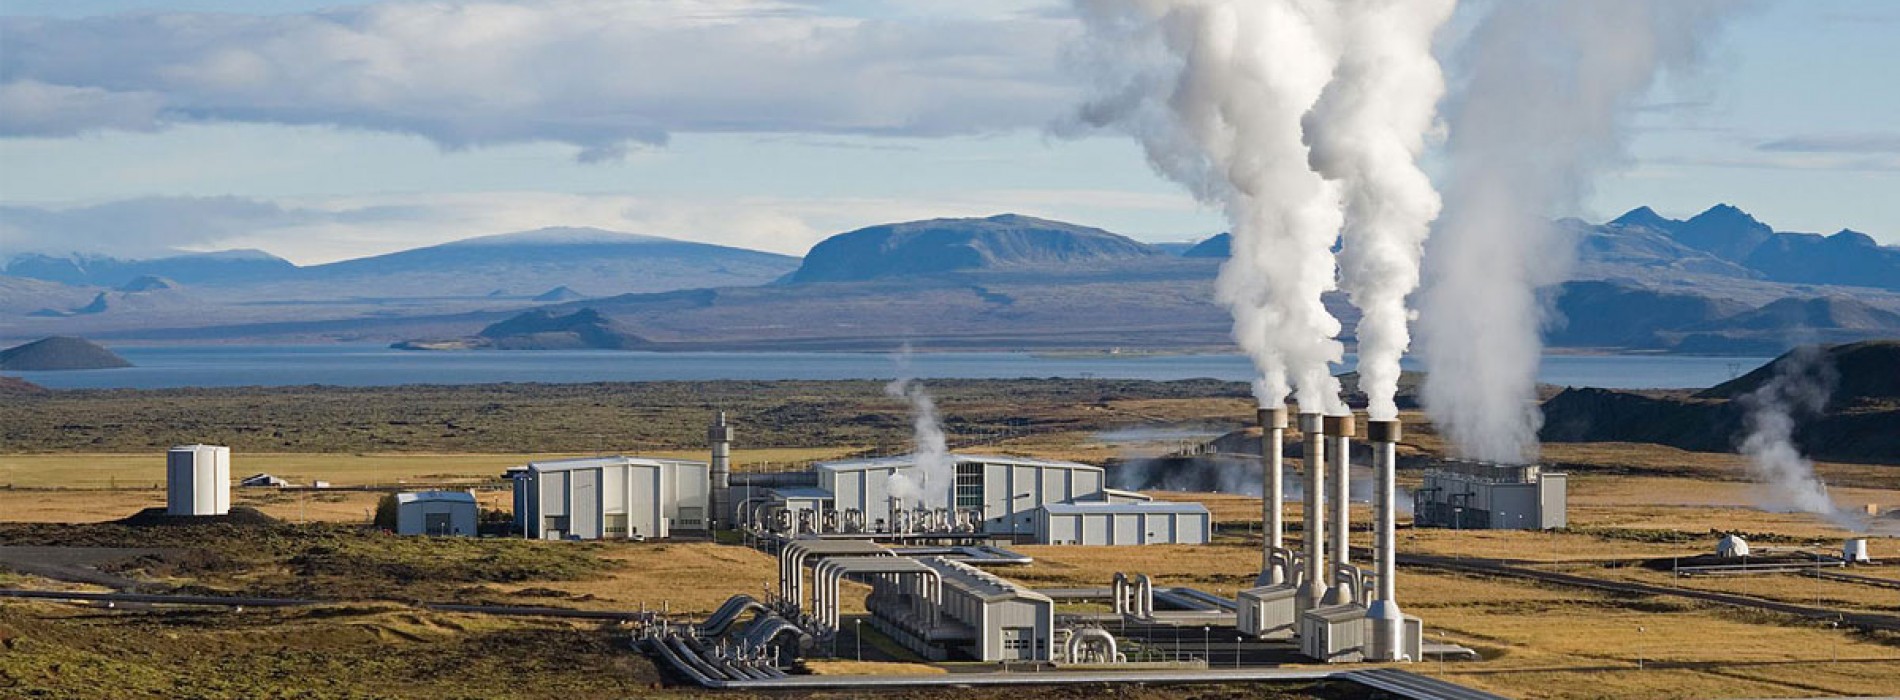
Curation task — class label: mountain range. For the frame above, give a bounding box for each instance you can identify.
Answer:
[3,205,1897,355]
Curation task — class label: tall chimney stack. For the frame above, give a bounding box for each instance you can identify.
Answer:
[1365,419,1405,661]
[1258,406,1289,585]
[708,411,733,530]
[1323,413,1356,605]
[1295,412,1329,614]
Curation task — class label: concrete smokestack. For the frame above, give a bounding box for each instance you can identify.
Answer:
[709,411,733,530]
[1323,413,1355,605]
[1296,412,1328,614]
[1365,419,1405,661]
[1259,406,1289,584]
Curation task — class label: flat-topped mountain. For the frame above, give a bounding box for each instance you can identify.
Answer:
[4,249,294,288]
[786,214,1167,284]
[6,227,801,302]
[0,336,133,371]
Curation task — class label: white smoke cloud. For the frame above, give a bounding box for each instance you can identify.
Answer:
[1418,0,1743,463]
[1302,0,1456,421]
[1067,0,1346,413]
[0,1,1077,160]
[1735,346,1863,529]
[885,351,954,509]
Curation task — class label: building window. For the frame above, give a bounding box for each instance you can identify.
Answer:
[955,462,983,509]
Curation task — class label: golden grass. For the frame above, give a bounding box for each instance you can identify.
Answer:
[497,541,779,615]
[0,448,859,490]
[802,660,947,676]
[1401,569,1900,699]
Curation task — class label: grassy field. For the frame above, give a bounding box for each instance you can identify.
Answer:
[4,379,1900,698]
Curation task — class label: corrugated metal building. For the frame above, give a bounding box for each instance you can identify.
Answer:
[815,454,1106,535]
[516,455,709,539]
[166,444,231,516]
[868,557,1055,662]
[1413,460,1566,530]
[1030,501,1212,545]
[395,490,478,536]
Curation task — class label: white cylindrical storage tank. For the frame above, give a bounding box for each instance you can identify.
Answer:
[167,445,232,516]
[1844,538,1870,563]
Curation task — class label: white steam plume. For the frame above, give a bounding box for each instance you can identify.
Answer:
[1418,1,1742,462]
[1069,0,1346,413]
[1303,0,1456,421]
[885,350,953,509]
[1736,346,1861,529]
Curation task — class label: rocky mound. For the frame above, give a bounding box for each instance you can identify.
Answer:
[1541,341,1900,462]
[786,213,1165,284]
[115,506,281,527]
[476,307,648,350]
[0,376,47,394]
[0,336,133,371]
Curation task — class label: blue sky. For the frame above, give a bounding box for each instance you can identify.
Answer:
[1,0,1895,264]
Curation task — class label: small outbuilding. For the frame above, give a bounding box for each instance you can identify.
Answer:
[1716,534,1750,558]
[395,490,479,536]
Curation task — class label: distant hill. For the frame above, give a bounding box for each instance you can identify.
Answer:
[1541,341,1900,462]
[3,250,295,287]
[395,307,650,350]
[1549,281,1750,349]
[1665,203,1778,262]
[786,214,1166,284]
[1745,229,1900,289]
[533,286,585,302]
[1181,233,1231,258]
[0,336,133,371]
[117,275,176,293]
[5,228,800,302]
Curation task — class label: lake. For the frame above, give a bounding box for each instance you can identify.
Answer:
[7,344,1774,390]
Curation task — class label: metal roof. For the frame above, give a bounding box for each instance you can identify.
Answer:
[814,453,1100,474]
[395,490,477,505]
[923,558,1052,604]
[524,455,707,473]
[1037,501,1210,516]
[770,487,835,501]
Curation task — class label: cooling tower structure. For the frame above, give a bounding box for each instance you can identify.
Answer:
[166,444,231,517]
[1323,414,1355,606]
[1295,412,1329,614]
[1365,419,1407,661]
[709,411,733,530]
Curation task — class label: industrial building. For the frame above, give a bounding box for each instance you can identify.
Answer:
[166,444,230,517]
[1031,501,1211,545]
[394,490,478,536]
[812,454,1109,534]
[736,452,1206,544]
[513,455,709,540]
[875,558,1055,662]
[1412,460,1567,530]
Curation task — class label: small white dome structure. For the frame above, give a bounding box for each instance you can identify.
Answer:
[1716,534,1750,558]
[166,445,231,516]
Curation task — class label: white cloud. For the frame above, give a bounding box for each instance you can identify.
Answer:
[0,0,1077,159]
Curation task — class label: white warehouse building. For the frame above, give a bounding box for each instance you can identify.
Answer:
[395,491,478,536]
[516,456,709,540]
[1031,501,1211,546]
[814,454,1110,536]
[166,444,231,517]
